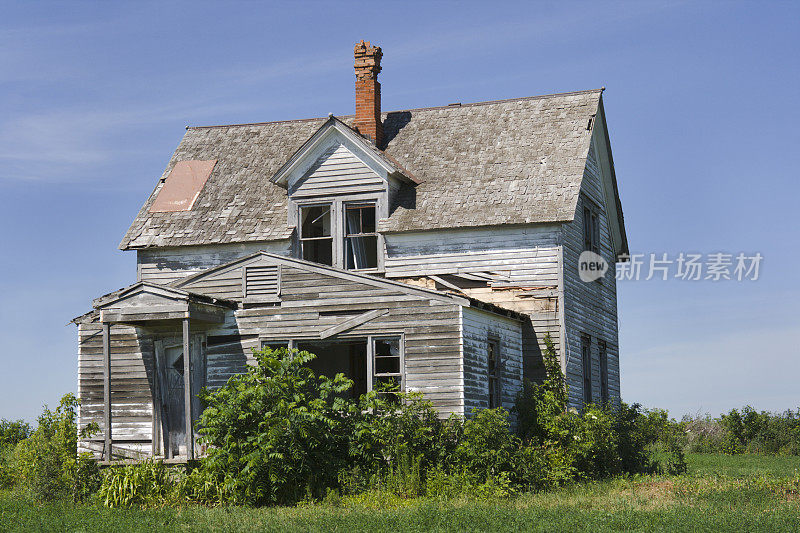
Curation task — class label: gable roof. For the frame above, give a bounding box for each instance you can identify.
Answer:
[270,115,416,188]
[120,89,613,250]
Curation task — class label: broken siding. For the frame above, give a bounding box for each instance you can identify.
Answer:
[461,307,523,413]
[137,241,291,285]
[561,139,621,407]
[384,225,562,382]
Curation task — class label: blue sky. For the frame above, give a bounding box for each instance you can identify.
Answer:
[1,1,798,422]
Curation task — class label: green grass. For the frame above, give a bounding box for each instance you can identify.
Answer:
[686,452,800,478]
[1,454,799,532]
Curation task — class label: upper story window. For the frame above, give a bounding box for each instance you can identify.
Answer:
[297,200,380,271]
[300,205,333,266]
[583,204,600,254]
[345,203,378,270]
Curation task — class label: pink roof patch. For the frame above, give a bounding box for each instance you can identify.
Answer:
[149,160,217,212]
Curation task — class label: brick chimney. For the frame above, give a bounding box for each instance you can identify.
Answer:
[352,40,383,146]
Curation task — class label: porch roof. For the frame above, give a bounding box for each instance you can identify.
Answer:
[79,281,237,324]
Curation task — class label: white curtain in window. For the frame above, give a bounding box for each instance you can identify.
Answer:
[346,209,368,269]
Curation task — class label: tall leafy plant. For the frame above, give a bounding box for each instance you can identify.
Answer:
[197,347,354,505]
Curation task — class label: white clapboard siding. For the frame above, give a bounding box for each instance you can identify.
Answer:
[561,138,621,408]
[461,307,524,414]
[137,241,291,285]
[290,143,385,198]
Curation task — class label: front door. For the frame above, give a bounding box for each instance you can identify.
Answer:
[154,335,205,458]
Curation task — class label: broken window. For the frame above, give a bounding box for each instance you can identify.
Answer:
[261,336,403,401]
[300,204,333,266]
[345,203,378,270]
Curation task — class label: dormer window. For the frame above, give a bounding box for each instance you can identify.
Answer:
[297,200,380,271]
[345,203,378,270]
[300,204,333,266]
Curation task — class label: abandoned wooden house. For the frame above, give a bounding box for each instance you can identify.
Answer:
[73,41,628,461]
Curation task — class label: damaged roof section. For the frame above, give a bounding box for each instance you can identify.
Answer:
[149,160,217,213]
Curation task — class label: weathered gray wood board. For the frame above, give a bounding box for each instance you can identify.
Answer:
[290,143,386,198]
[461,307,523,413]
[137,241,291,285]
[77,254,528,458]
[561,138,621,406]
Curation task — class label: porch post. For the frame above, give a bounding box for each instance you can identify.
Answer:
[102,322,112,461]
[182,317,193,460]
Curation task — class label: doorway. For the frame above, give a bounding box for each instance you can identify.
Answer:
[154,334,206,458]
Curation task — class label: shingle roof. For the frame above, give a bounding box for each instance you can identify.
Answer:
[120,89,602,250]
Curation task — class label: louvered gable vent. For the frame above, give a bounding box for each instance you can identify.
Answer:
[243,265,281,301]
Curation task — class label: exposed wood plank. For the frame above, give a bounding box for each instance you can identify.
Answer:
[319,309,388,339]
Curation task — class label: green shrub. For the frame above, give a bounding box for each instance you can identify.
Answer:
[197,347,355,505]
[513,334,567,445]
[452,408,520,483]
[681,407,800,456]
[11,394,89,501]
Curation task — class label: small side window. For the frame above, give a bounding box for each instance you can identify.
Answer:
[583,205,600,254]
[488,338,501,408]
[581,335,592,405]
[372,337,402,400]
[599,341,609,405]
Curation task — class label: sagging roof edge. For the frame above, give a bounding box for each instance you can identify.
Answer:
[72,252,528,324]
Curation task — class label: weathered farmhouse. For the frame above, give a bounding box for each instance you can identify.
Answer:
[74,41,628,461]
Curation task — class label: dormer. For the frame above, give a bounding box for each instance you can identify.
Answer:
[270,116,416,272]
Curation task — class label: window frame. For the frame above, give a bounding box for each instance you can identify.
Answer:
[369,335,404,399]
[487,337,501,409]
[343,201,379,271]
[292,196,384,272]
[581,334,592,405]
[583,200,601,255]
[599,340,609,405]
[259,335,404,396]
[298,203,335,266]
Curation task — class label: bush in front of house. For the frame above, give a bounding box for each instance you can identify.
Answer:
[169,339,681,507]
